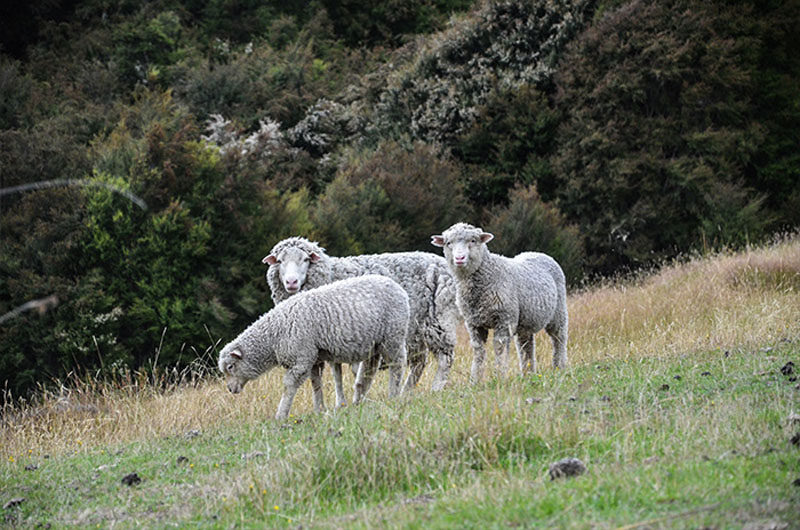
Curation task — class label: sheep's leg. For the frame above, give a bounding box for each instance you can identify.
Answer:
[332,362,347,408]
[430,326,456,391]
[401,351,426,393]
[353,355,381,404]
[547,322,568,369]
[515,332,536,374]
[275,365,311,420]
[430,349,453,392]
[492,326,512,378]
[386,343,407,398]
[310,362,326,413]
[468,326,489,384]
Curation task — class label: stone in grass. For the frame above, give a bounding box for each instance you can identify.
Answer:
[781,362,795,376]
[3,498,25,510]
[548,458,587,480]
[184,429,201,440]
[121,473,142,487]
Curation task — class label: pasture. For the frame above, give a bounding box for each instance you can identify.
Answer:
[2,236,799,528]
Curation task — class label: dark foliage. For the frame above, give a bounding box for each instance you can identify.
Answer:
[550,0,795,272]
[313,142,472,256]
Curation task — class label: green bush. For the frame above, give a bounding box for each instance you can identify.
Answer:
[550,0,781,272]
[312,141,472,255]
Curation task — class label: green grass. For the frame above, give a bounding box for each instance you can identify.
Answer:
[3,342,799,528]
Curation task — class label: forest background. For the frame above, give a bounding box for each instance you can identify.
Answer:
[1,0,798,396]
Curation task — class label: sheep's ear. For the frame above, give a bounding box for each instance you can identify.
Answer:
[431,235,445,247]
[230,349,243,360]
[479,232,494,244]
[263,254,278,265]
[309,252,322,263]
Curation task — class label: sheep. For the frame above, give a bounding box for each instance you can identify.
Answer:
[218,275,409,420]
[262,237,460,402]
[431,222,568,382]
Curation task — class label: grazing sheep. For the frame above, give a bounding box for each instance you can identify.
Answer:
[218,275,409,420]
[431,222,568,382]
[263,237,460,401]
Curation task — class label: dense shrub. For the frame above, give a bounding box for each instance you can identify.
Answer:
[312,142,472,255]
[373,0,596,145]
[454,84,561,207]
[550,0,780,272]
[318,0,474,47]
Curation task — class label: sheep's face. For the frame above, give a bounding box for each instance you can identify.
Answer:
[432,223,493,275]
[263,246,322,295]
[218,346,256,394]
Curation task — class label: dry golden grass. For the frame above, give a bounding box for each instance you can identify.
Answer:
[2,235,799,459]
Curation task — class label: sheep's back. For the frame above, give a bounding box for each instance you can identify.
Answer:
[271,275,409,364]
[332,252,455,335]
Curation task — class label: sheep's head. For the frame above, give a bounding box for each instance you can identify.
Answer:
[218,344,259,394]
[263,238,323,295]
[432,223,493,275]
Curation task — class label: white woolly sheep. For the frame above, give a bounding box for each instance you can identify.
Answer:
[431,222,568,382]
[218,275,409,420]
[263,237,460,401]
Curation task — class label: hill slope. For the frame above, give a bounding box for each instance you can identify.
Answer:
[2,237,798,527]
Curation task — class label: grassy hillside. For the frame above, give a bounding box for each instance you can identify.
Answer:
[2,236,799,527]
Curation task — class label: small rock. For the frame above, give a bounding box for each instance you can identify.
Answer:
[176,456,189,465]
[659,384,670,391]
[780,362,795,376]
[3,498,25,510]
[121,473,141,487]
[242,451,266,461]
[548,457,587,480]
[526,397,542,405]
[184,429,201,439]
[24,464,38,471]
